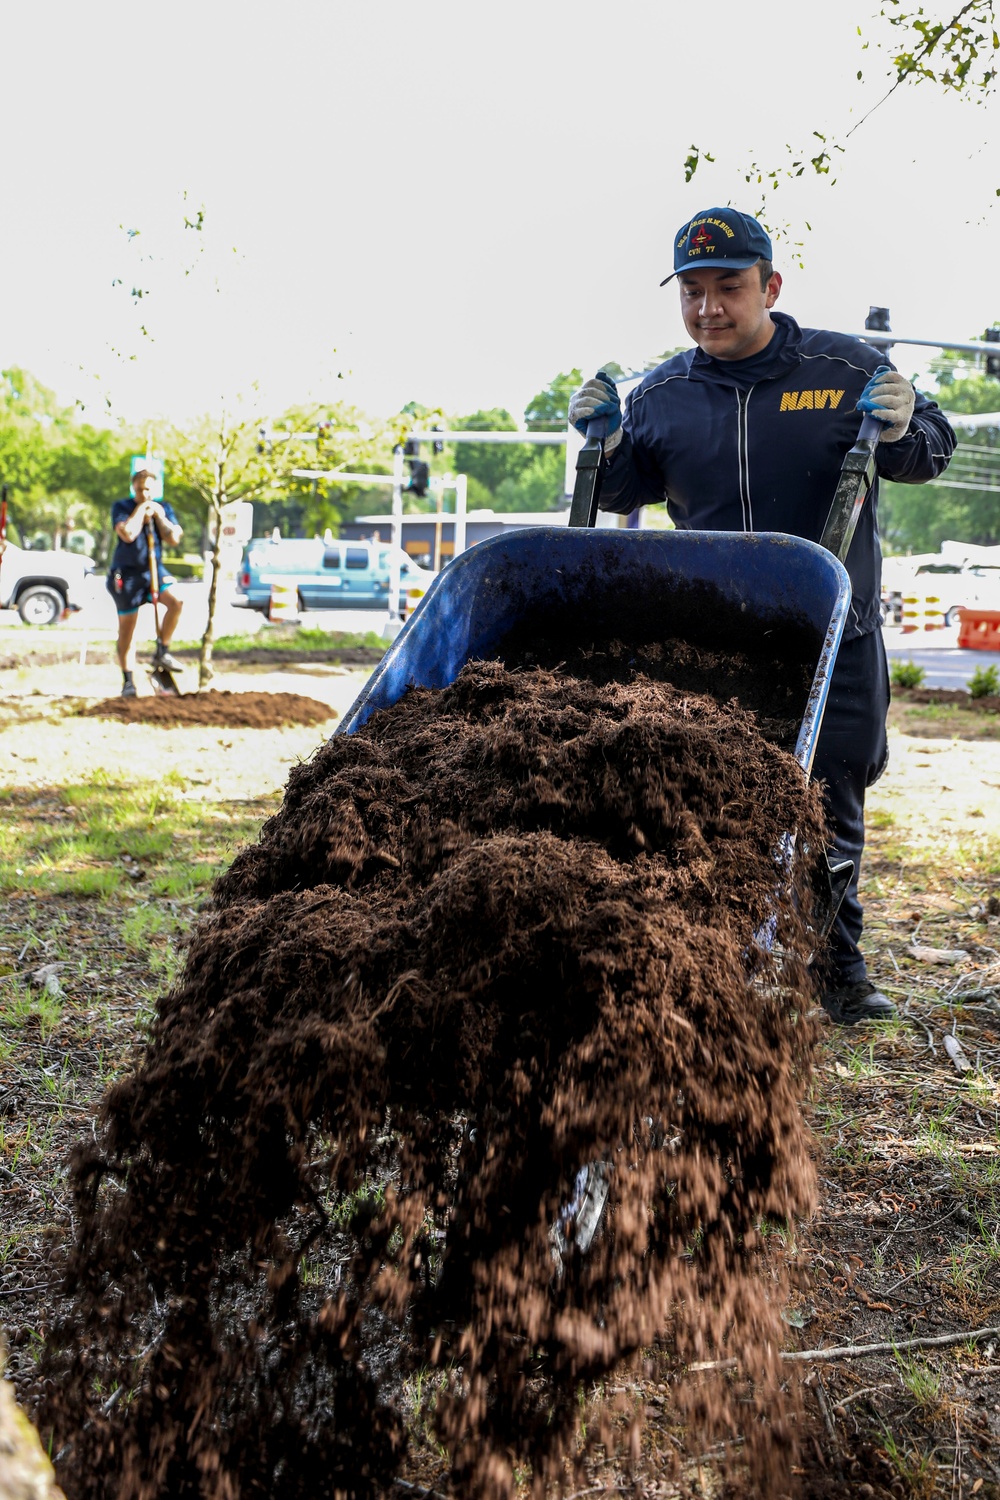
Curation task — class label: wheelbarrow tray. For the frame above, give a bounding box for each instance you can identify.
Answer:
[336,527,851,774]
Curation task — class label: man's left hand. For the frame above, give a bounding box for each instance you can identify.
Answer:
[857,369,915,443]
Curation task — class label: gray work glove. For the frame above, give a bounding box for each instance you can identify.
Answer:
[856,366,916,443]
[568,371,623,456]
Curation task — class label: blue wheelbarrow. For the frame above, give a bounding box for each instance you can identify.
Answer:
[333,413,879,1260]
[336,409,882,781]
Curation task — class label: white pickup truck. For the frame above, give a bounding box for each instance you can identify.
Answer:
[0,539,96,625]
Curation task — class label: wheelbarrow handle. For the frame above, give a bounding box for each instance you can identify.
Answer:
[818,409,884,563]
[857,412,884,446]
[568,414,609,528]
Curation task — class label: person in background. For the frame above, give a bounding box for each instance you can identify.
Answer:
[106,467,184,697]
[569,206,956,1026]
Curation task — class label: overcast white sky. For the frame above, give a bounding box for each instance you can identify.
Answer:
[2,0,997,429]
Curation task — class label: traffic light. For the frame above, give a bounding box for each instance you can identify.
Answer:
[865,306,891,333]
[406,460,430,497]
[431,425,444,455]
[985,328,1000,378]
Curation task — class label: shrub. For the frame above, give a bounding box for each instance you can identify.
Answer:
[162,554,205,580]
[890,660,925,689]
[968,664,1000,700]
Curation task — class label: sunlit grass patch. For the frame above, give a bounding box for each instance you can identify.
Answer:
[2,980,64,1040]
[204,627,387,654]
[0,777,265,897]
[894,1352,942,1411]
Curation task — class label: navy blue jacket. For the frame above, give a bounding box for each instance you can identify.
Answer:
[109,497,181,575]
[599,313,956,639]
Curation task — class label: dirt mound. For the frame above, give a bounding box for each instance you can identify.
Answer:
[41,639,829,1499]
[78,689,337,729]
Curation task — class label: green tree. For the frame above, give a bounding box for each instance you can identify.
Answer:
[493,448,565,512]
[684,4,998,221]
[1,368,130,554]
[1,367,60,516]
[163,403,306,686]
[880,361,1000,551]
[524,370,583,431]
[452,408,534,498]
[273,404,389,537]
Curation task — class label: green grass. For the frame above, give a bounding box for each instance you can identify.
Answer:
[0,772,275,1193]
[3,982,64,1040]
[0,777,265,900]
[895,1352,942,1410]
[178,627,388,655]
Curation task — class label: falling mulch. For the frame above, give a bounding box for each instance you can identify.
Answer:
[39,636,832,1499]
[78,690,337,729]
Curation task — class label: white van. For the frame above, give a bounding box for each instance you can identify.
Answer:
[234,538,434,613]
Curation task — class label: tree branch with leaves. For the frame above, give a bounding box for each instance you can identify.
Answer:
[685,2,997,230]
[164,404,289,688]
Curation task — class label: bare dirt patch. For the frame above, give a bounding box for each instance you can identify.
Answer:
[79,689,336,729]
[890,686,1000,742]
[0,651,371,801]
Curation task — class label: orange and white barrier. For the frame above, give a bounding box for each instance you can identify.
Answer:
[268,581,299,624]
[900,592,947,633]
[404,585,427,620]
[957,609,1000,651]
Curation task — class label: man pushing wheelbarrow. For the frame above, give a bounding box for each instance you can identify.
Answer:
[569,205,956,1027]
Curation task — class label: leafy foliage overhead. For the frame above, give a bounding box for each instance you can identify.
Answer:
[684,3,998,234]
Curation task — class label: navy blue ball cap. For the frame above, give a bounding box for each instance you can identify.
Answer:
[660,207,773,285]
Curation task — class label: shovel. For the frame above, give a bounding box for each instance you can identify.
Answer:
[146,518,181,696]
[819,410,884,562]
[810,408,886,937]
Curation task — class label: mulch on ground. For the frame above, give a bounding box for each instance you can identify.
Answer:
[896,688,1000,712]
[78,689,337,729]
[38,634,833,1500]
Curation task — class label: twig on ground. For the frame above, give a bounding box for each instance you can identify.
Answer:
[810,1373,845,1483]
[833,1384,892,1412]
[688,1325,1000,1372]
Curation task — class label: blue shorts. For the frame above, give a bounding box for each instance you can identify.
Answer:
[106,568,178,616]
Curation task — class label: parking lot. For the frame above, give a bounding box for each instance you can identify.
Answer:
[4,573,1000,692]
[0,573,401,651]
[883,619,1000,689]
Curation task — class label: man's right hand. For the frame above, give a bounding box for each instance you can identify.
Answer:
[568,372,623,455]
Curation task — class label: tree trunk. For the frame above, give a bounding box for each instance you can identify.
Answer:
[198,462,226,689]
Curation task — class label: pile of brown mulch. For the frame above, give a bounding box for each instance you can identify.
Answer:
[78,690,336,729]
[40,638,829,1500]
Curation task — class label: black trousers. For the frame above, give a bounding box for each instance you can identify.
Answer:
[811,629,890,987]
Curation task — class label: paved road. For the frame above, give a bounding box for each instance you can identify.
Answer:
[883,624,1000,689]
[5,579,999,690]
[0,577,400,650]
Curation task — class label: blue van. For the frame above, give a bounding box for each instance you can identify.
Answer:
[234,538,434,612]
